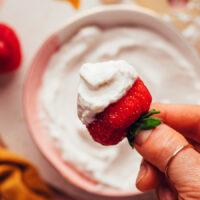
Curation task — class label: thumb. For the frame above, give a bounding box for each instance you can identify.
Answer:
[134,124,200,199]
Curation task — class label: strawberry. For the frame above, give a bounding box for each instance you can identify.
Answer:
[87,78,161,146]
[0,23,22,74]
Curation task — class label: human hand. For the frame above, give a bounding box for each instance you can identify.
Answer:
[134,103,200,200]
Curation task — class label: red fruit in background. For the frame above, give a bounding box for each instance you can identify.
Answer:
[87,78,154,146]
[0,23,22,74]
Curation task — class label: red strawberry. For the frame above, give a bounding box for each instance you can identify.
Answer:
[0,23,22,74]
[87,78,161,146]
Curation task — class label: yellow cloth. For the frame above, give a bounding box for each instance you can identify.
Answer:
[0,148,53,200]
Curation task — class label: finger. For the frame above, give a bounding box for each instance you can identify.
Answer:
[134,124,200,198]
[135,124,189,171]
[136,159,163,192]
[151,103,200,143]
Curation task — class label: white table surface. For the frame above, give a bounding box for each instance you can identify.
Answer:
[0,0,135,197]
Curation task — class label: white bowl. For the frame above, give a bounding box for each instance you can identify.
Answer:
[24,5,200,200]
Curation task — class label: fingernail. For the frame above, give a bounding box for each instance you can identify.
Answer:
[158,186,174,200]
[136,160,147,187]
[135,130,152,146]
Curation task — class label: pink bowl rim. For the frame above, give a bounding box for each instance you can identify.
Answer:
[23,4,200,199]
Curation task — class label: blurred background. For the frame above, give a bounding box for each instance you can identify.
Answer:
[0,0,200,199]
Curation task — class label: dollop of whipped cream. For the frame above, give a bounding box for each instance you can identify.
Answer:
[77,60,138,125]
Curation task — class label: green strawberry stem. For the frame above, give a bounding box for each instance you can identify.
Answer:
[127,109,162,148]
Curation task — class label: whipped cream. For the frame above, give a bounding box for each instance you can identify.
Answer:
[78,60,138,125]
[39,26,200,191]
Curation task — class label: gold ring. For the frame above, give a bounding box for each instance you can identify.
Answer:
[165,144,194,179]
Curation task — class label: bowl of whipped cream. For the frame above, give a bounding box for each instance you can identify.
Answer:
[24,5,200,200]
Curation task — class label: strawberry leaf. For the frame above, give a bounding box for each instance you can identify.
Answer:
[127,109,161,148]
[142,109,160,118]
[136,117,162,129]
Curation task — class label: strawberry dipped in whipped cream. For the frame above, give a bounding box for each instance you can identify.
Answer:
[77,60,161,147]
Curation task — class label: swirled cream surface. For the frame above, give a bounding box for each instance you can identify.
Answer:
[78,60,138,125]
[39,26,200,191]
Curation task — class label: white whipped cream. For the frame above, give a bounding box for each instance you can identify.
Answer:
[78,60,138,125]
[39,26,200,191]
